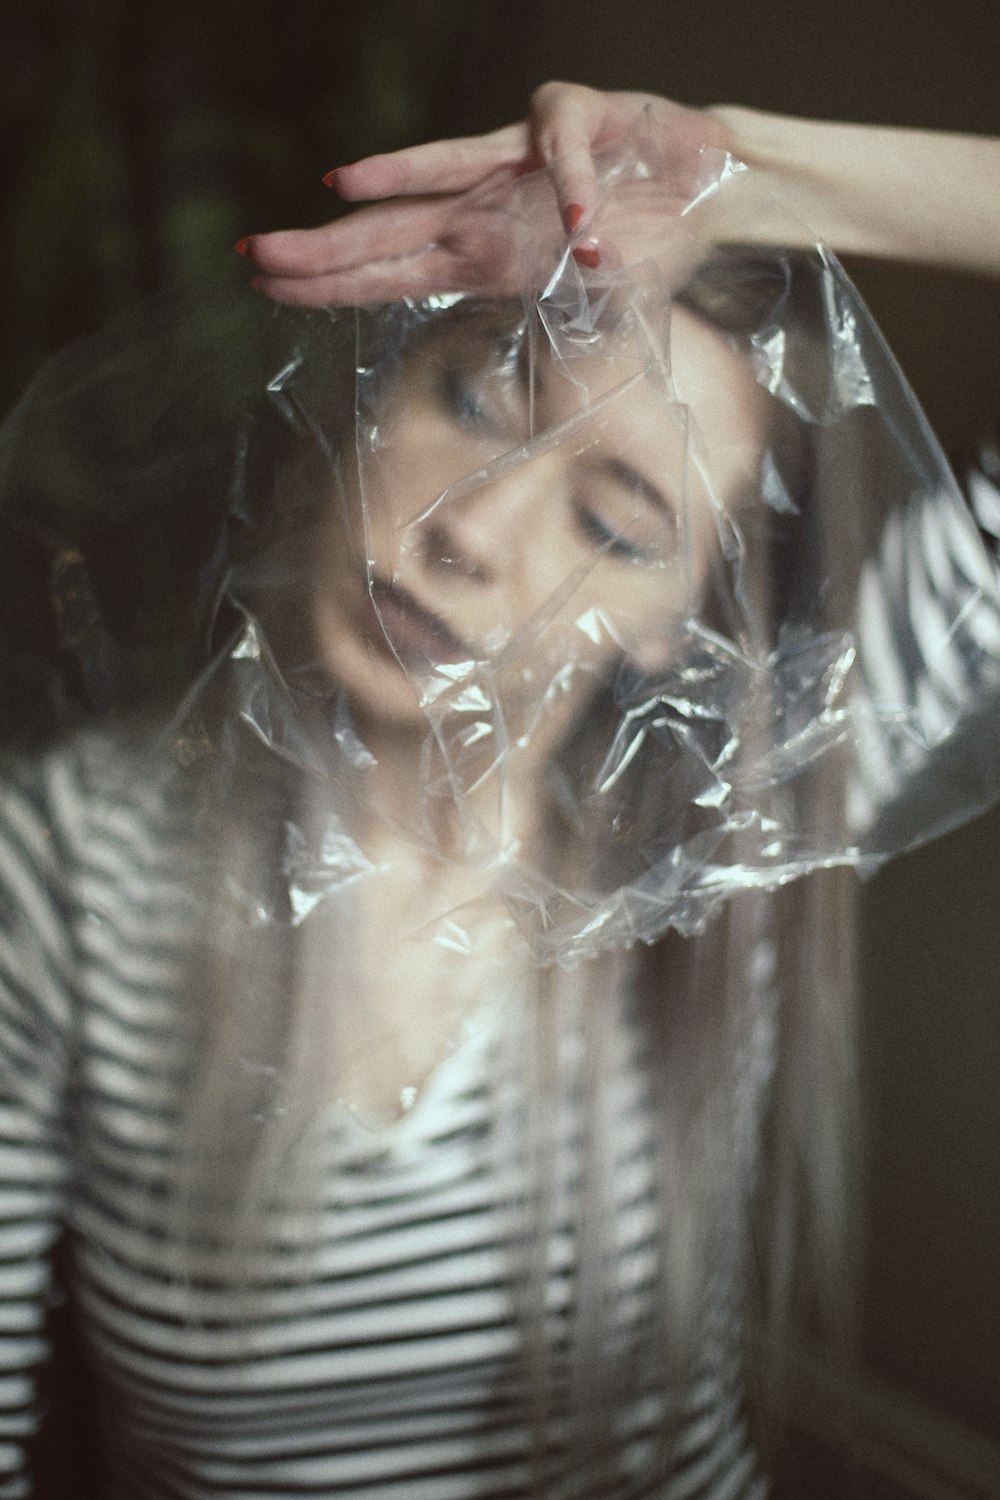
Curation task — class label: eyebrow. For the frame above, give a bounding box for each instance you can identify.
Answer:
[595,456,677,524]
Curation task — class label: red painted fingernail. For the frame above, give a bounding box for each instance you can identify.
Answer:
[234,236,253,257]
[565,203,585,234]
[322,168,343,190]
[572,244,601,269]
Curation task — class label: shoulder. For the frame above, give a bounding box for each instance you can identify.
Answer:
[0,726,195,931]
[0,728,208,1059]
[850,447,1000,843]
[966,441,1000,559]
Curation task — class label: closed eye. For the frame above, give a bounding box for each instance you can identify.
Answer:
[575,505,658,564]
[441,367,492,429]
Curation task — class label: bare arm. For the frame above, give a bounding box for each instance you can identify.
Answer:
[716,107,1000,277]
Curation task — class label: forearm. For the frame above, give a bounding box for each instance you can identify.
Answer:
[712,107,1000,277]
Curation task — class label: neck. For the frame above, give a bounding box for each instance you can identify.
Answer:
[345,700,551,877]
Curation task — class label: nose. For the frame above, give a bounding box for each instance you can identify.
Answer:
[415,463,550,585]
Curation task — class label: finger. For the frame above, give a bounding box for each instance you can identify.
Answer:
[246,199,454,279]
[252,248,493,308]
[252,219,527,305]
[326,123,530,201]
[529,83,606,230]
[250,269,394,307]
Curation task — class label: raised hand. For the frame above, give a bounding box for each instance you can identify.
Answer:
[244,83,736,306]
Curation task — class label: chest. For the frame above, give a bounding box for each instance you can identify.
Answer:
[66,991,667,1491]
[294,863,531,1117]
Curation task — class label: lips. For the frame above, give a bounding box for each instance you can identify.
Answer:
[367,579,475,666]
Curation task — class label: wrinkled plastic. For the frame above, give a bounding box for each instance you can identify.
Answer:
[1,136,999,1062]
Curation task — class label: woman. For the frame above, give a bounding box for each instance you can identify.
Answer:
[1,88,999,1498]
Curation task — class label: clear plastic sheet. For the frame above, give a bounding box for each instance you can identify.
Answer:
[1,135,999,998]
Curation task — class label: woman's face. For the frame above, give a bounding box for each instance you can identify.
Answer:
[312,304,768,742]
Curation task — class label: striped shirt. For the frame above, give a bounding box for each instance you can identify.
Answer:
[0,743,766,1499]
[2,467,999,1498]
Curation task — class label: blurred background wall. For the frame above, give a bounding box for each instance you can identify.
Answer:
[2,2,998,1495]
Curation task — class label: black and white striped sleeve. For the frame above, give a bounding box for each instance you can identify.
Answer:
[850,459,1000,847]
[0,769,75,1497]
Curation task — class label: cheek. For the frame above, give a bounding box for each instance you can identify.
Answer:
[587,550,715,676]
[516,589,653,693]
[601,562,686,634]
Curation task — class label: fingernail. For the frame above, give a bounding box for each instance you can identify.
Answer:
[572,243,601,270]
[322,168,343,190]
[234,236,253,257]
[564,203,585,234]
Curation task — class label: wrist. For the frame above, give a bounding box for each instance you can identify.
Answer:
[704,106,872,254]
[704,108,1000,276]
